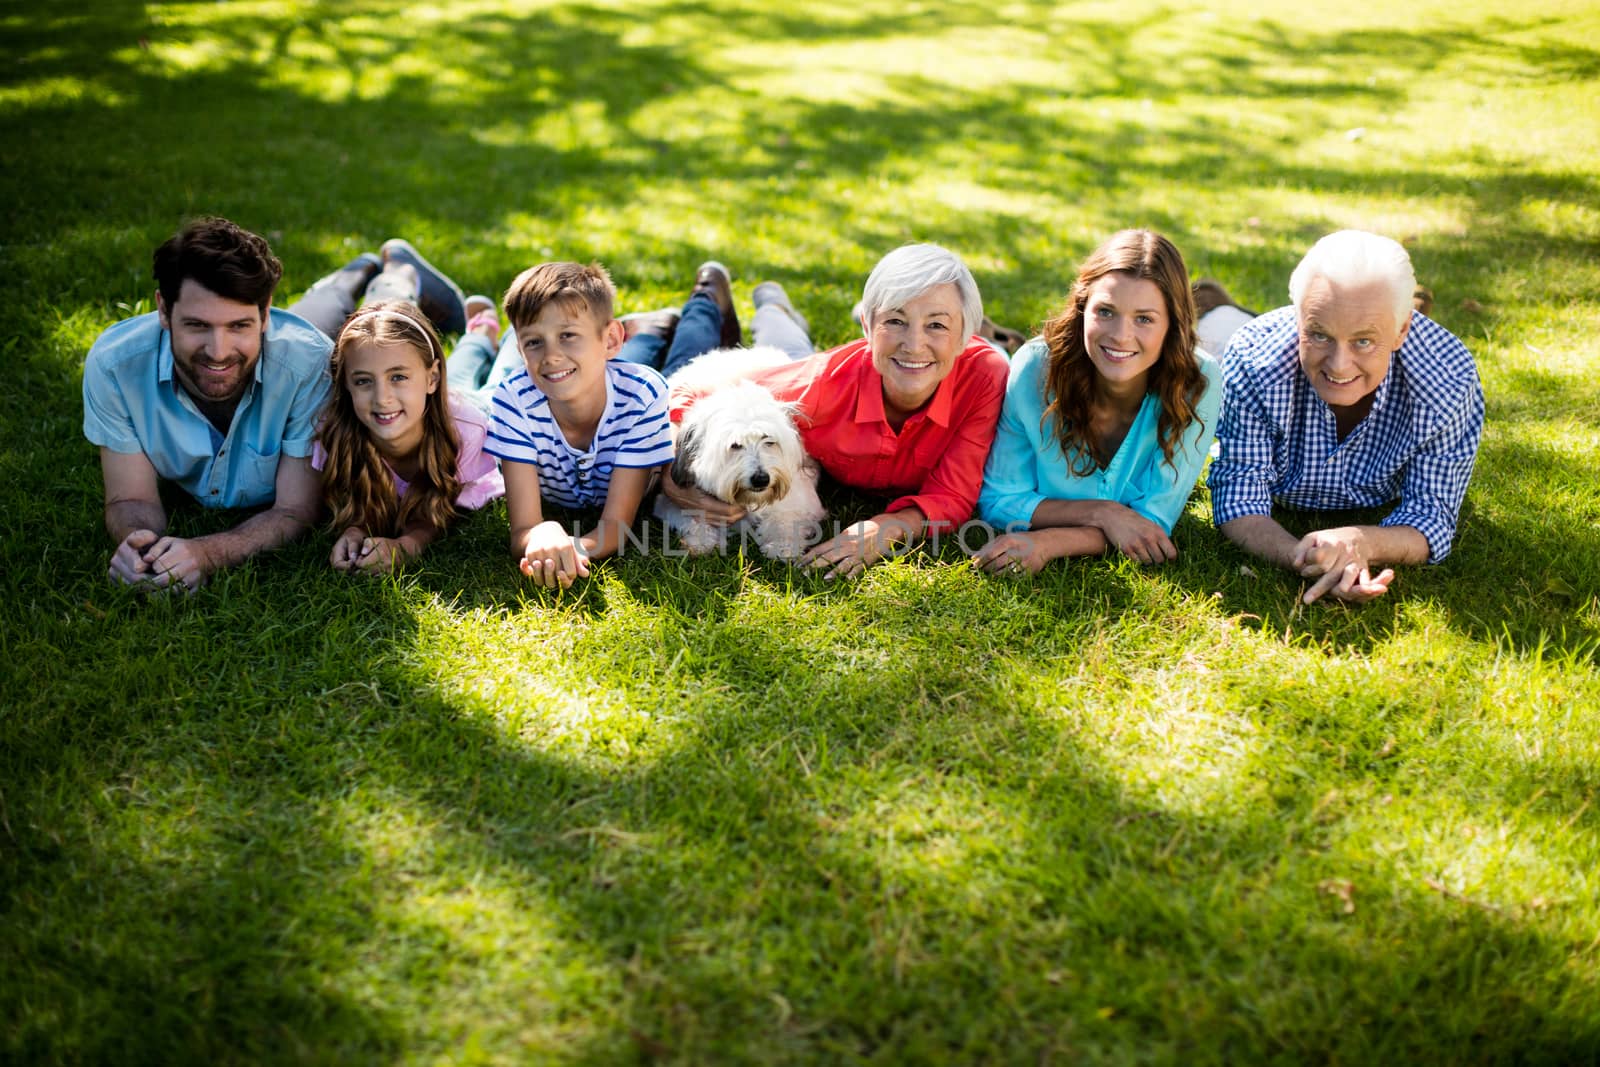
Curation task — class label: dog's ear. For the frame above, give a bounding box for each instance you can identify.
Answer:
[671,419,703,490]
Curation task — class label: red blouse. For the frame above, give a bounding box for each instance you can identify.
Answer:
[671,337,1007,530]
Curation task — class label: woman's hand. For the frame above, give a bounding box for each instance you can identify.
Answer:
[520,519,589,589]
[802,514,915,580]
[975,531,1051,575]
[1092,505,1177,565]
[661,464,746,527]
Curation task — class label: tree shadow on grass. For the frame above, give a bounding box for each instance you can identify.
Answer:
[7,527,1600,1060]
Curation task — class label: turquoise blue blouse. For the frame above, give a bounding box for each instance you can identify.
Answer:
[978,339,1222,533]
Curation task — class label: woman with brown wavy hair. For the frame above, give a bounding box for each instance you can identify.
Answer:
[314,300,503,573]
[976,229,1221,573]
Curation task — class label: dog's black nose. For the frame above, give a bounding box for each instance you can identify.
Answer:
[750,470,771,489]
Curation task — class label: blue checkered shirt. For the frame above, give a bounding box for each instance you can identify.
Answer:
[1207,306,1484,563]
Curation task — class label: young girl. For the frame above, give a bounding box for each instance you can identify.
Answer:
[316,299,504,572]
[976,229,1221,573]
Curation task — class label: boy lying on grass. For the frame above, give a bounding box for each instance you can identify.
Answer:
[484,262,673,589]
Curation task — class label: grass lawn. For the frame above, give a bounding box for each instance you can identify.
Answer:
[4,0,1600,1062]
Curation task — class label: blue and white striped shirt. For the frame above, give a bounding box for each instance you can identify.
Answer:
[485,361,673,510]
[1207,306,1484,563]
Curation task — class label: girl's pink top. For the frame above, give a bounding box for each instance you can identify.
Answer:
[314,396,505,513]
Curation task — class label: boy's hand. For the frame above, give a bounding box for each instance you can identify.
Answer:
[521,520,590,589]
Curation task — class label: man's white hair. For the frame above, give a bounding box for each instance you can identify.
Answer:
[859,243,984,341]
[1289,230,1417,327]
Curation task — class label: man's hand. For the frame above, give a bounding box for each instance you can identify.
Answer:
[661,464,746,527]
[108,528,161,585]
[1293,527,1394,604]
[1093,506,1177,565]
[521,519,589,589]
[139,535,216,592]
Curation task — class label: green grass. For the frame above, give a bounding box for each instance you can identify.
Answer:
[4,0,1600,1062]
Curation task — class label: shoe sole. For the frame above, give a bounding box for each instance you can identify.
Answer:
[381,238,467,334]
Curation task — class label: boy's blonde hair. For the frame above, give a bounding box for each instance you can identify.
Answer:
[503,261,616,332]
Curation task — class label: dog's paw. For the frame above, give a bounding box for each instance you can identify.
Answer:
[680,523,726,556]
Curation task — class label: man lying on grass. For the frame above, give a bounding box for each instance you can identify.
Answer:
[83,217,333,591]
[1207,230,1485,605]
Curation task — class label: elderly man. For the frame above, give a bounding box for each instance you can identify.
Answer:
[1207,230,1485,604]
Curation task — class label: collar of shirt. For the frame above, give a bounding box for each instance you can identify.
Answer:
[850,352,957,429]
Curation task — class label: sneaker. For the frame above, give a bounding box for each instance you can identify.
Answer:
[380,238,468,335]
[692,261,740,348]
[752,281,808,335]
[309,252,382,296]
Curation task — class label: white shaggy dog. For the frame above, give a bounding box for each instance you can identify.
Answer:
[654,347,826,560]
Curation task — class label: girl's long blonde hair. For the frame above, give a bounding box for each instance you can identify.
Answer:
[319,300,462,536]
[1040,229,1206,474]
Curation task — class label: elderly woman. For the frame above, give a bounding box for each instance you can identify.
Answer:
[662,243,1010,578]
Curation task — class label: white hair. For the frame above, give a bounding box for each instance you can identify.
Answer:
[859,243,984,341]
[1289,230,1416,327]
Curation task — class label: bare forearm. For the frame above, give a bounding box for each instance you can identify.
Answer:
[1024,524,1109,561]
[193,506,315,571]
[1349,524,1430,566]
[106,499,167,544]
[874,507,926,551]
[396,522,442,560]
[579,519,634,563]
[1219,515,1302,569]
[1028,498,1118,532]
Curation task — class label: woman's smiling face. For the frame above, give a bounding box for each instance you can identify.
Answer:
[868,282,965,420]
[1082,273,1168,396]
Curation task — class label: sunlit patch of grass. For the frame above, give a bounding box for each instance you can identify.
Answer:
[5,0,1600,1060]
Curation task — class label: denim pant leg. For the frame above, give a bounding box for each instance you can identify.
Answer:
[285,286,356,342]
[447,333,497,395]
[467,330,528,410]
[658,292,725,379]
[616,333,666,368]
[751,304,814,360]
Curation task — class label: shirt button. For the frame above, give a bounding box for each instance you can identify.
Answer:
[211,489,219,495]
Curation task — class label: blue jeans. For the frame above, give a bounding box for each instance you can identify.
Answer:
[446,332,500,409]
[615,292,724,379]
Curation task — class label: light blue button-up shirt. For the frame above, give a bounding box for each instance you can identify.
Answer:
[978,339,1223,534]
[82,308,333,508]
